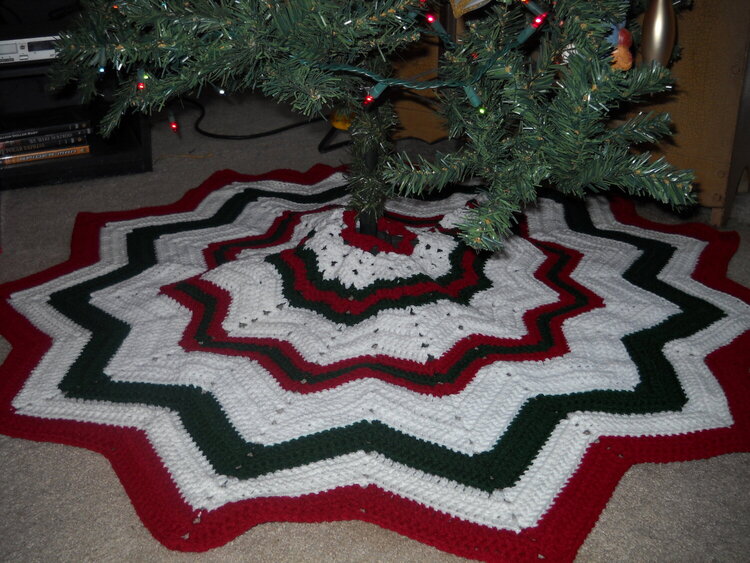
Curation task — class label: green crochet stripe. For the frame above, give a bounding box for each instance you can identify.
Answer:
[205,205,338,266]
[50,184,723,492]
[208,208,440,266]
[268,244,490,324]
[172,236,586,385]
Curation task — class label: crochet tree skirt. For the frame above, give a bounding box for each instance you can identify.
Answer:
[1,164,748,562]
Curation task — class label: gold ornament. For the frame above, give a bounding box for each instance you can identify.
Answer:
[451,0,492,18]
[641,0,677,66]
[329,109,353,131]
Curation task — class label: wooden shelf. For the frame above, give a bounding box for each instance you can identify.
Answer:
[635,2,750,224]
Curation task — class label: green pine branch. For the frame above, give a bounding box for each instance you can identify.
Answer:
[383,149,474,197]
[52,0,697,250]
[604,111,673,145]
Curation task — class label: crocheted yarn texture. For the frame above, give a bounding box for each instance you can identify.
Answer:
[1,164,748,561]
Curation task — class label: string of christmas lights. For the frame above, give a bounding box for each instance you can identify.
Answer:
[54,0,694,250]
[131,0,551,115]
[310,1,550,109]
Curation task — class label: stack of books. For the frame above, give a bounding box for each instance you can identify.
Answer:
[0,108,92,168]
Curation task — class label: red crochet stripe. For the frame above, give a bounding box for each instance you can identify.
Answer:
[271,244,482,314]
[203,205,341,267]
[340,209,420,255]
[0,170,747,563]
[162,236,596,395]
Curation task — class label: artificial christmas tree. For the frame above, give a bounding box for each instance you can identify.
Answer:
[53,0,694,250]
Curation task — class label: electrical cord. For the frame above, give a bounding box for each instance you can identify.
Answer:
[49,1,82,20]
[0,3,22,24]
[317,126,351,153]
[178,97,330,141]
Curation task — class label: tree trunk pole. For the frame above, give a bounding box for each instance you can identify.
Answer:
[358,147,380,236]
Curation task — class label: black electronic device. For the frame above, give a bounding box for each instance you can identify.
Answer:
[0,2,152,190]
[0,22,61,65]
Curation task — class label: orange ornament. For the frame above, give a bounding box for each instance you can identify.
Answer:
[611,44,633,71]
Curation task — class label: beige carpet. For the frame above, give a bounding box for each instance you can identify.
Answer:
[1,93,748,561]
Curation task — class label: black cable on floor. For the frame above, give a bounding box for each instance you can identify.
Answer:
[317,127,351,153]
[178,97,328,141]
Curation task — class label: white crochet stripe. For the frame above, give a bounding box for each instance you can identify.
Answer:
[129,199,739,527]
[305,209,458,290]
[88,190,556,363]
[13,191,679,457]
[88,194,664,453]
[586,197,750,330]
[584,198,749,419]
[205,230,554,363]
[101,196,676,453]
[7,174,349,411]
[7,174,351,311]
[7,183,743,531]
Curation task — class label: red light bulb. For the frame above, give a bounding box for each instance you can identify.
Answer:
[363,94,375,106]
[532,12,548,28]
[169,121,179,132]
[426,13,436,23]
[136,81,145,90]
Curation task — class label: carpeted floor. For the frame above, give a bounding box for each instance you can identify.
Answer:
[1,92,748,562]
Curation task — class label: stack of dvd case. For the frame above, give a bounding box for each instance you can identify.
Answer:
[0,108,92,168]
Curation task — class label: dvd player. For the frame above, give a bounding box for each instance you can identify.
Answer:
[0,22,66,65]
[0,35,59,64]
